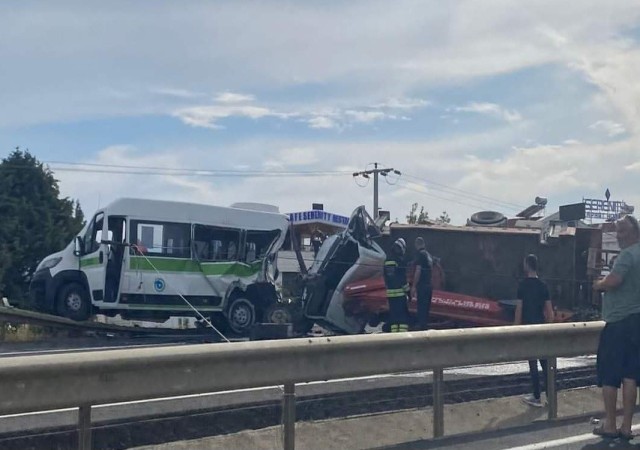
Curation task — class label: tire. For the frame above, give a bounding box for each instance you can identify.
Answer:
[264,302,315,335]
[226,297,256,335]
[264,303,294,325]
[469,211,506,226]
[56,282,91,321]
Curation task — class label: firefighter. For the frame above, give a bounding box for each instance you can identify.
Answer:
[384,238,410,332]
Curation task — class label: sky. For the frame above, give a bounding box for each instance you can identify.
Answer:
[1,0,639,225]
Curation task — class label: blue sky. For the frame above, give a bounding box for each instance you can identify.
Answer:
[1,0,639,224]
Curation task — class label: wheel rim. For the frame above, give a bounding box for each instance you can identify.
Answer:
[268,306,292,324]
[230,300,254,330]
[66,293,83,312]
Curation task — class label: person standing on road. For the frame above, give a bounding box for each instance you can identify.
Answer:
[384,238,409,333]
[592,215,640,441]
[514,254,554,408]
[311,230,323,258]
[411,237,433,330]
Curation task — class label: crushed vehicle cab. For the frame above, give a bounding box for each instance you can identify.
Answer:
[300,206,385,334]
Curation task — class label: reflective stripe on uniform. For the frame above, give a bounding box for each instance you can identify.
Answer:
[398,324,409,332]
[387,289,406,297]
[384,261,397,266]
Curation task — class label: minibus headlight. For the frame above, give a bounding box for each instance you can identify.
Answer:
[40,257,62,270]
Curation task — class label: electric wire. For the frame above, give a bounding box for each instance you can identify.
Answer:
[401,172,528,211]
[0,161,352,178]
[43,160,352,175]
[395,179,506,212]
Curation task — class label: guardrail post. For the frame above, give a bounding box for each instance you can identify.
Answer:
[433,368,444,438]
[283,383,296,450]
[78,404,92,450]
[546,357,558,419]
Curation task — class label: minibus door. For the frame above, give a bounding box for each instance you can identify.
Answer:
[80,211,108,302]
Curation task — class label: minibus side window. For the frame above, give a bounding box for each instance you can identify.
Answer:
[193,225,240,262]
[245,230,280,262]
[130,221,190,258]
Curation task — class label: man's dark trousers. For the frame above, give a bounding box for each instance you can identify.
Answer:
[417,287,432,330]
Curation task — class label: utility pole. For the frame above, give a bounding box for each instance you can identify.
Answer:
[353,163,401,218]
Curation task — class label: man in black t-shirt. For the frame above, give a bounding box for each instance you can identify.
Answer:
[514,254,554,407]
[411,237,433,330]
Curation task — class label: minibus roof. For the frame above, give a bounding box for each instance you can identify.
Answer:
[102,198,289,232]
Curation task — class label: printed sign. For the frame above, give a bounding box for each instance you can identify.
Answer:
[583,198,632,220]
[432,293,493,312]
[288,210,349,227]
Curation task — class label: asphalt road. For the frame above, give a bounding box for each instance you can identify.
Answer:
[378,417,640,450]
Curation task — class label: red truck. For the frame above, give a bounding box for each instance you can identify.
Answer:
[295,206,599,334]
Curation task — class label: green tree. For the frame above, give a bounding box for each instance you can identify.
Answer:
[406,204,451,225]
[0,149,84,302]
[406,203,430,224]
[435,211,451,225]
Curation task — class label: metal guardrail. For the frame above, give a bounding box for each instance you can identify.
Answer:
[0,322,604,450]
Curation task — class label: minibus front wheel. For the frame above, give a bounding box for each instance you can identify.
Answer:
[226,297,256,335]
[56,282,91,321]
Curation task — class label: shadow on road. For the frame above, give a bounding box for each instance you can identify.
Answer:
[581,439,639,450]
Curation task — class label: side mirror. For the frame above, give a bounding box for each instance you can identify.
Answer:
[74,236,84,256]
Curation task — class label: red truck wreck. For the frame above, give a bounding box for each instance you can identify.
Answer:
[294,206,601,334]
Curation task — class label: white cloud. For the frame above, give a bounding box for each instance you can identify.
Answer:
[344,110,389,123]
[372,97,430,110]
[307,116,338,129]
[589,120,626,137]
[173,96,418,130]
[456,139,639,206]
[173,105,283,129]
[214,92,255,104]
[150,87,203,99]
[454,102,523,123]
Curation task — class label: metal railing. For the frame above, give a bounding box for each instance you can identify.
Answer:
[0,322,603,450]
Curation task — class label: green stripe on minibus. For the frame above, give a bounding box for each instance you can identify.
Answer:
[80,257,100,268]
[129,257,263,277]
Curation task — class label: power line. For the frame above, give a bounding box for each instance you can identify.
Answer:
[1,162,351,178]
[2,159,529,212]
[401,172,527,212]
[41,160,352,176]
[50,168,345,178]
[394,179,503,212]
[402,172,526,211]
